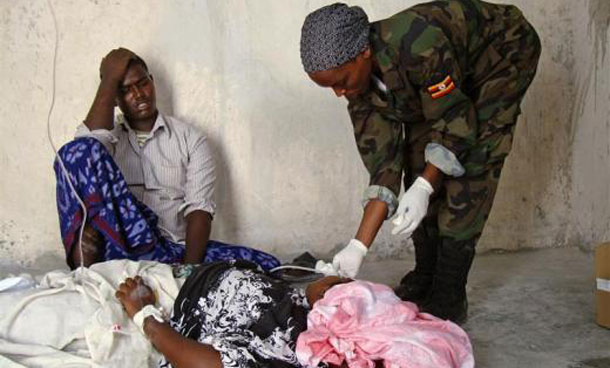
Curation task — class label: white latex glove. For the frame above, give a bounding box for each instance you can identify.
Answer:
[314,260,339,276]
[391,176,434,237]
[332,239,368,278]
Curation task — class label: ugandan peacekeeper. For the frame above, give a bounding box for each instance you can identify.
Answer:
[300,1,541,323]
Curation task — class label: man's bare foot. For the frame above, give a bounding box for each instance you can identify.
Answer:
[70,224,102,269]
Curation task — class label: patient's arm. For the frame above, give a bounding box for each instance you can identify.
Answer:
[115,276,156,318]
[143,318,222,368]
[116,277,222,368]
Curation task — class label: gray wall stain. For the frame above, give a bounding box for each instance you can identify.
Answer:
[587,0,610,112]
[588,0,610,146]
[589,0,610,62]
[572,0,609,140]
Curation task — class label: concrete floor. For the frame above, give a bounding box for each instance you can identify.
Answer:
[360,248,610,368]
[1,247,608,367]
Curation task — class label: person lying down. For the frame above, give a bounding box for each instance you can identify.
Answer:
[116,260,474,368]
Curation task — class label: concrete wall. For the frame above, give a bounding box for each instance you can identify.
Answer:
[569,0,610,249]
[0,0,607,266]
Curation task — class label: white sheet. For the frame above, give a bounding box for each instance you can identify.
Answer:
[0,260,180,367]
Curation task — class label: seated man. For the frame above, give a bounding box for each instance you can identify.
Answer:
[55,48,278,270]
[116,261,474,367]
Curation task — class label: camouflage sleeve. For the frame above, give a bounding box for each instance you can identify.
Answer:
[348,97,403,217]
[400,19,477,160]
[425,142,465,177]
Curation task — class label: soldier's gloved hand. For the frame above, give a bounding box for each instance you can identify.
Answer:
[332,239,368,278]
[392,177,434,237]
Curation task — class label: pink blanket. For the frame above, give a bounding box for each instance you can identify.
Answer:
[296,281,474,368]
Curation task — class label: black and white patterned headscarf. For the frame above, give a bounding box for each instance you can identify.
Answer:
[300,3,370,73]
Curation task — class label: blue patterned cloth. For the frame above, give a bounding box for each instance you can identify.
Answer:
[54,137,280,270]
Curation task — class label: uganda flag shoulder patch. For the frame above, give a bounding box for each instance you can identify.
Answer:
[427,75,455,99]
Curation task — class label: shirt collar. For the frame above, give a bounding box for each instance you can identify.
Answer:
[117,113,171,138]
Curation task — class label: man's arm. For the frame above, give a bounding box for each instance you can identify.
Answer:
[84,48,135,131]
[181,129,216,264]
[184,210,212,264]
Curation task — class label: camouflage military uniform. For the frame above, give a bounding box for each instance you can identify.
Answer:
[349,0,541,241]
[347,0,541,321]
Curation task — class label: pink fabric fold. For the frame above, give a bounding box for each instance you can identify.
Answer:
[296,281,474,368]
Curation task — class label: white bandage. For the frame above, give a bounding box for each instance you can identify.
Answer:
[133,305,165,335]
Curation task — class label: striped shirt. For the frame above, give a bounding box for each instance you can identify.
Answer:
[75,114,216,244]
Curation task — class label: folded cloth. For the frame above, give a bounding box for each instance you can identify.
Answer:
[272,252,327,283]
[296,280,474,368]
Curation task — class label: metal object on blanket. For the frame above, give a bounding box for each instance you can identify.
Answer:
[172,264,198,279]
[269,252,327,284]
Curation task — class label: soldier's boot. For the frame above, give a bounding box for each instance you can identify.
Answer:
[394,226,438,305]
[420,238,475,324]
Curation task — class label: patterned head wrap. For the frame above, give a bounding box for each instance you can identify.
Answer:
[300,3,370,73]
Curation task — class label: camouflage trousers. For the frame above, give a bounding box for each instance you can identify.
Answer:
[405,11,541,243]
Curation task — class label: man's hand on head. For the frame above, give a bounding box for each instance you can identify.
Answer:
[99,47,137,87]
[84,48,140,131]
[115,276,156,319]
